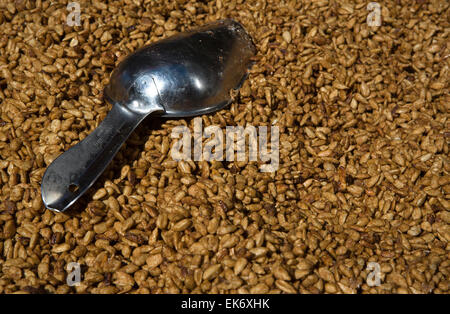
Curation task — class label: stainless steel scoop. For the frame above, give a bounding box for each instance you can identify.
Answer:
[41,19,256,212]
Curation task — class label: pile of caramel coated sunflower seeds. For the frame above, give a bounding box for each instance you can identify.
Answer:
[0,0,448,294]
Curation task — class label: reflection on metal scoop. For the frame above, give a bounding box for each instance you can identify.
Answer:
[41,19,256,213]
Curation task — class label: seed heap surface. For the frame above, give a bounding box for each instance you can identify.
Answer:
[0,0,449,294]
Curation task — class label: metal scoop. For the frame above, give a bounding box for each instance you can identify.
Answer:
[41,19,256,212]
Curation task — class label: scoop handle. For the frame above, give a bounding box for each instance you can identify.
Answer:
[41,104,161,212]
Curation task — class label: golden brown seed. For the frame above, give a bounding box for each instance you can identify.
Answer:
[273,265,291,281]
[203,265,222,281]
[146,254,163,268]
[172,219,192,232]
[275,280,297,293]
[250,283,269,294]
[234,258,247,275]
[51,243,70,253]
[92,188,107,200]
